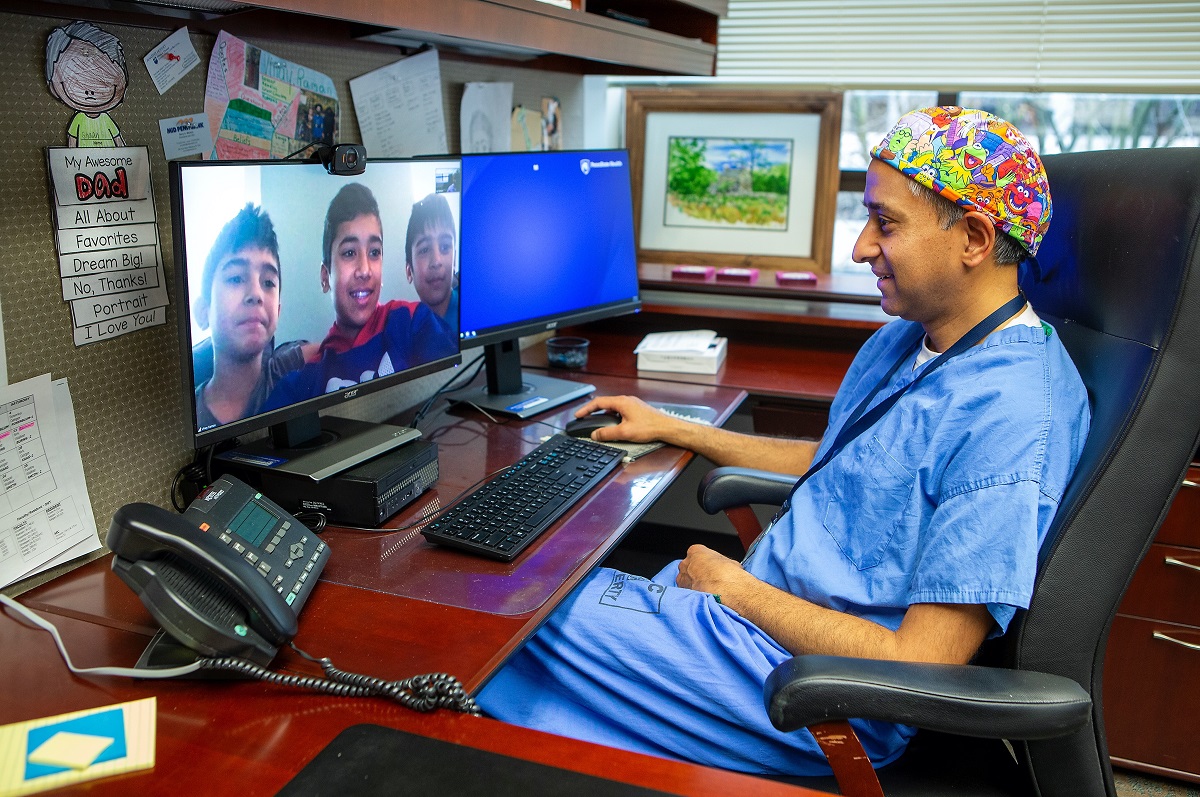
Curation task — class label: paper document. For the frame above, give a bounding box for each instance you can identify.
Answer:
[634,330,717,354]
[460,82,512,153]
[350,49,447,158]
[46,146,169,346]
[0,375,100,589]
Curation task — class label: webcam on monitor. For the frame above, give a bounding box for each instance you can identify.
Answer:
[312,143,366,175]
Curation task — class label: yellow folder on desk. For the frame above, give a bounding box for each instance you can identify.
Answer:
[0,697,155,796]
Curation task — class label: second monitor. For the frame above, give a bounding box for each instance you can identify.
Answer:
[455,149,641,418]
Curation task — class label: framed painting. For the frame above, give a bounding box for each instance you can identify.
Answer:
[626,88,842,273]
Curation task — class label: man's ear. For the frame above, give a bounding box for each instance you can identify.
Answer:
[406,263,414,283]
[961,211,997,269]
[194,297,210,331]
[320,263,330,293]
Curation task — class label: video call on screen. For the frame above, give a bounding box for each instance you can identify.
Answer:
[178,159,462,435]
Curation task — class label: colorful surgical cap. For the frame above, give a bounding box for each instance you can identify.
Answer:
[871,106,1052,257]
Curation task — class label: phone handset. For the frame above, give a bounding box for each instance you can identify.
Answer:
[108,476,329,667]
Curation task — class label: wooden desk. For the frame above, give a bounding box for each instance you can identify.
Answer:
[0,372,827,796]
[524,327,856,404]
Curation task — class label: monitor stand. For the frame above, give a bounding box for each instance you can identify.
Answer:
[448,339,593,419]
[215,415,420,482]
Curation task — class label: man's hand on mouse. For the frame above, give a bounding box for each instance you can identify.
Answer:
[573,395,686,443]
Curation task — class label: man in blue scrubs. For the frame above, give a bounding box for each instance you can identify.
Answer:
[476,108,1091,776]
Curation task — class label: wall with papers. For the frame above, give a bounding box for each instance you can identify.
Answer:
[0,8,592,593]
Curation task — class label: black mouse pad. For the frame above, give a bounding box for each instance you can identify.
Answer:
[276,724,675,796]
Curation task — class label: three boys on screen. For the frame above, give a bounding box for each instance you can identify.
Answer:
[191,185,458,432]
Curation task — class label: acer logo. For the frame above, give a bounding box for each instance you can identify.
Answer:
[343,389,359,399]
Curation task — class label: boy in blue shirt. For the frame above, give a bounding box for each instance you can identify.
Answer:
[191,204,305,431]
[405,193,459,322]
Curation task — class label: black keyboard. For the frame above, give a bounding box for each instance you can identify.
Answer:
[421,435,625,561]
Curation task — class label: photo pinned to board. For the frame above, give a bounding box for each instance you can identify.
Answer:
[542,97,562,151]
[511,105,542,152]
[203,31,339,160]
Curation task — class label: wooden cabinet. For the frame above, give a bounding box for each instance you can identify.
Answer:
[1104,466,1200,784]
[23,0,721,75]
[237,0,721,74]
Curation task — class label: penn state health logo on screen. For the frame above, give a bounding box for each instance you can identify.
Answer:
[579,157,623,175]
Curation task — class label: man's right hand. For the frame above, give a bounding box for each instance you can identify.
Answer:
[572,395,688,444]
[574,395,821,475]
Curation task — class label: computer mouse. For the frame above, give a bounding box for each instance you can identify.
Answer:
[565,411,622,438]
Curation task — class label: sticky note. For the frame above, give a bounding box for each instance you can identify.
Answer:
[0,697,155,796]
[26,732,114,770]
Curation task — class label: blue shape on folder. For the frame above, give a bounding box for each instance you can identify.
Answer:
[24,708,127,780]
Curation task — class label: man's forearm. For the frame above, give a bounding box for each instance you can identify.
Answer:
[666,423,820,476]
[575,395,820,476]
[677,545,992,665]
[730,577,905,659]
[730,580,991,664]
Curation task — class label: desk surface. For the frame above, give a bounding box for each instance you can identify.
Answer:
[0,372,829,796]
[524,328,857,404]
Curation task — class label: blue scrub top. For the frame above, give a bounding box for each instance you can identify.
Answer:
[477,318,1090,776]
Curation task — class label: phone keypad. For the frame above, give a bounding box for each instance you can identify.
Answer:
[182,476,331,619]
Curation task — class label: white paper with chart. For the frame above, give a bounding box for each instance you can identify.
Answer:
[350,49,447,158]
[0,375,100,589]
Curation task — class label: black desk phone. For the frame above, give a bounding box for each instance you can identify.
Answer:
[108,475,329,668]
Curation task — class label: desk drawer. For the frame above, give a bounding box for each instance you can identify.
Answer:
[1104,615,1200,781]
[1120,543,1200,627]
[1157,467,1200,548]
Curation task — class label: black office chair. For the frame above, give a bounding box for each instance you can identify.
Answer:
[698,147,1200,797]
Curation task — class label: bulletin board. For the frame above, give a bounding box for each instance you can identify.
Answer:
[0,8,588,593]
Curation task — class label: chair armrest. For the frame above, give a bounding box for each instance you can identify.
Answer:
[697,467,797,515]
[765,655,1091,741]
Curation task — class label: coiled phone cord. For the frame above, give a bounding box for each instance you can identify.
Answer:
[197,649,481,716]
[2,595,480,716]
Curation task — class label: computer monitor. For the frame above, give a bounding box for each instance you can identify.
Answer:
[455,149,641,418]
[170,157,462,479]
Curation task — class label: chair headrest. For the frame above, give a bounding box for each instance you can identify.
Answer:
[1024,148,1200,347]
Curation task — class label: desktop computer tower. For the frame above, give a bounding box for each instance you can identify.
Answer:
[216,440,439,528]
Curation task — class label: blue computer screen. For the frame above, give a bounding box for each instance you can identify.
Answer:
[459,150,639,340]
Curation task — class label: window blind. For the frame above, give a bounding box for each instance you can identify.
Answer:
[716,0,1200,92]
